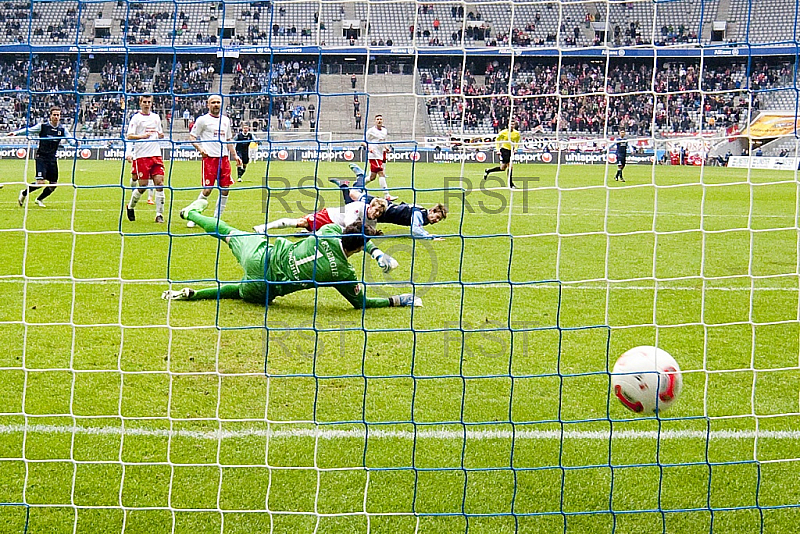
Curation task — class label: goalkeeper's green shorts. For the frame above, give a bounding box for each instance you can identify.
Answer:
[227,231,271,304]
[227,231,268,277]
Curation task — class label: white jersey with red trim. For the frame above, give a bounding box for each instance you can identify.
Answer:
[127,112,163,159]
[365,126,388,161]
[191,113,233,158]
[325,201,377,230]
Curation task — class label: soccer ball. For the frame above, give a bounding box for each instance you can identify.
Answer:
[611,346,683,414]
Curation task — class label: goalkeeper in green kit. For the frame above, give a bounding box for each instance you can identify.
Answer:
[161,199,422,308]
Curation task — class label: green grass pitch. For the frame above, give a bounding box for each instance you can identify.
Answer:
[1,157,799,533]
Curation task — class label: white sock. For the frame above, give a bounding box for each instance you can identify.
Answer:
[197,191,208,202]
[147,180,154,200]
[214,195,228,218]
[379,175,390,195]
[155,190,165,216]
[128,189,142,209]
[267,218,296,230]
[129,178,138,188]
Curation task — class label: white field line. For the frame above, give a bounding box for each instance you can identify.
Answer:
[1,424,799,441]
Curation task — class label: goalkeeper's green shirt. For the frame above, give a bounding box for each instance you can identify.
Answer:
[239,224,391,308]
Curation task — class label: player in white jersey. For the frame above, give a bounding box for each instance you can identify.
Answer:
[188,94,242,227]
[253,196,388,234]
[124,95,165,222]
[363,114,397,201]
[253,197,398,272]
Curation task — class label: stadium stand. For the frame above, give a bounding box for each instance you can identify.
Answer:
[0,0,797,144]
[228,59,318,132]
[0,50,789,143]
[0,51,789,142]
[29,0,81,44]
[727,0,797,43]
[0,0,741,49]
[419,58,755,136]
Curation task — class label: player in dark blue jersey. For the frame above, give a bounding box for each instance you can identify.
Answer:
[331,164,447,240]
[234,125,254,182]
[613,131,628,182]
[9,106,71,207]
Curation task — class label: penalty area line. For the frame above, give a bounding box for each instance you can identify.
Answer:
[1,424,799,441]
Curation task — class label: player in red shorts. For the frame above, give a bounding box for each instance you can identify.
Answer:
[125,94,166,222]
[300,209,334,231]
[125,151,154,205]
[363,114,397,201]
[369,156,385,175]
[188,94,242,228]
[254,197,388,234]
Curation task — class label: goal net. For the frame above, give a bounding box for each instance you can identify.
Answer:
[2,0,800,532]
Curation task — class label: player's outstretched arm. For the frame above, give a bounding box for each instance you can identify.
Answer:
[8,123,41,137]
[390,294,423,307]
[411,211,441,240]
[335,281,391,308]
[371,248,399,273]
[364,240,398,273]
[333,277,422,308]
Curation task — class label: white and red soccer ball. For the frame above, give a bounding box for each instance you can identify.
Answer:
[611,346,683,414]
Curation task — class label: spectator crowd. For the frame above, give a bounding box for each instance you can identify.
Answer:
[420,58,777,137]
[0,53,793,143]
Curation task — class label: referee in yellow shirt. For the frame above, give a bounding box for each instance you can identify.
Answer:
[483,119,520,188]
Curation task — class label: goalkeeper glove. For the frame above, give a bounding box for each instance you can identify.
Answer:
[371,248,399,273]
[161,288,195,300]
[390,293,423,307]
